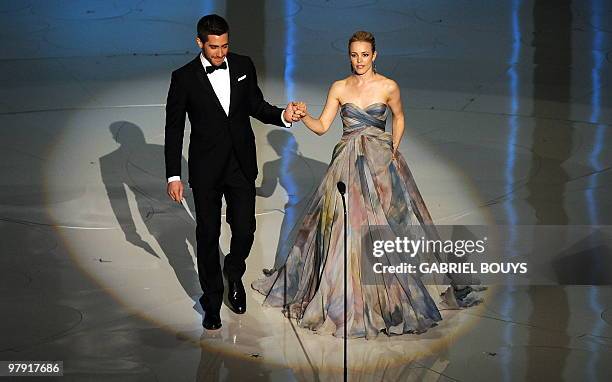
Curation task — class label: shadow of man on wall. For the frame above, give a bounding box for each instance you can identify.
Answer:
[100,121,202,309]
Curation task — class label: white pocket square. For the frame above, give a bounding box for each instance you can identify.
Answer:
[237,74,247,82]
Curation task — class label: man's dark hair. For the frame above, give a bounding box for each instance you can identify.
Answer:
[197,14,229,42]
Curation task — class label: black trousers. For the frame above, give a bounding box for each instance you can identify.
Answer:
[192,152,255,314]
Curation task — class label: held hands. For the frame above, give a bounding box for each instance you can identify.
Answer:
[284,101,308,122]
[294,102,307,118]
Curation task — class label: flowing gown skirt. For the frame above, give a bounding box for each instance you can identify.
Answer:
[252,103,472,338]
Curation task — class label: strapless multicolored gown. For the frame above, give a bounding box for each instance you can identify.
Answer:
[252,103,476,338]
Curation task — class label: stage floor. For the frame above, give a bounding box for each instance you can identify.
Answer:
[1,0,611,381]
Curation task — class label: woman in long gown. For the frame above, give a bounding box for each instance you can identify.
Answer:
[252,31,479,339]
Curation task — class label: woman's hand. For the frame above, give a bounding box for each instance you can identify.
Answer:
[293,101,308,118]
[285,102,306,122]
[391,144,399,160]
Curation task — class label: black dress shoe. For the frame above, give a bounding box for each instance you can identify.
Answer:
[226,276,246,314]
[202,312,222,330]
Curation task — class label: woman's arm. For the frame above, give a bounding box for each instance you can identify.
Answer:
[386,80,404,156]
[300,82,341,135]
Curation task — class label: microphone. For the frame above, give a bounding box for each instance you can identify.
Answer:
[336,179,348,382]
[337,181,346,196]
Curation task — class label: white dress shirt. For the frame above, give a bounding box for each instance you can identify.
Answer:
[202,54,231,116]
[167,54,291,183]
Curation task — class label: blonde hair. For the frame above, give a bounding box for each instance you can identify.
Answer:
[348,31,376,73]
[348,31,376,53]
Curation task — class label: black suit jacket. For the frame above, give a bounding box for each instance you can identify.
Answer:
[164,52,287,189]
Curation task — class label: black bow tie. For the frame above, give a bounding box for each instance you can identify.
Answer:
[205,61,227,74]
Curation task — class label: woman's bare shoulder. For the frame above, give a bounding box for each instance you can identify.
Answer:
[377,74,398,89]
[328,77,350,98]
[331,77,351,89]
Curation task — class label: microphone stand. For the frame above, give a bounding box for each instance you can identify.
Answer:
[337,181,348,382]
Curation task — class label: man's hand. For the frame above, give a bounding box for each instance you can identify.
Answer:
[284,102,307,122]
[167,180,184,203]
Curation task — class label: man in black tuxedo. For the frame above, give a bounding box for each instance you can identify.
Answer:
[164,14,303,330]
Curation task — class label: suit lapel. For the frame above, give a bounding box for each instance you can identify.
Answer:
[192,56,225,114]
[228,54,239,117]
